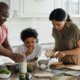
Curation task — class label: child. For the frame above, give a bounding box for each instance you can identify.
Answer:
[15,28,41,62]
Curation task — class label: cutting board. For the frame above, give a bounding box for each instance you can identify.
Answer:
[33,71,53,78]
[65,65,80,70]
[50,63,80,70]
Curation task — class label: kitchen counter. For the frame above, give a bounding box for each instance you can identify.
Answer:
[0,58,80,80]
[0,69,79,80]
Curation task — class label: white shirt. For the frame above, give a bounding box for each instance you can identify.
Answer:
[14,44,41,61]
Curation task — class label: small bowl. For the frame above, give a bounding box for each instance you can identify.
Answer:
[0,72,11,78]
[38,60,49,70]
[38,60,49,65]
[6,63,20,73]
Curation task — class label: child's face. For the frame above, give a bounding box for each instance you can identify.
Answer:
[24,37,36,49]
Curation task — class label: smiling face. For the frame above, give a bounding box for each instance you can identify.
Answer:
[52,19,66,31]
[24,37,36,49]
[0,7,9,26]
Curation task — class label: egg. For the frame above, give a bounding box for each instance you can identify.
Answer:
[39,64,47,70]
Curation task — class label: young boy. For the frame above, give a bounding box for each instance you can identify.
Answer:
[15,28,41,62]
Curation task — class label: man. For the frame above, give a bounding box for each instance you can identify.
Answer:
[0,2,24,62]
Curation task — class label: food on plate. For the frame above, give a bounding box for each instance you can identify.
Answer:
[0,68,11,74]
[0,68,11,78]
[49,62,65,69]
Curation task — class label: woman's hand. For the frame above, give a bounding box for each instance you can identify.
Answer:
[54,51,66,58]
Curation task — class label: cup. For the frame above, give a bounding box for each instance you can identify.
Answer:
[45,50,54,58]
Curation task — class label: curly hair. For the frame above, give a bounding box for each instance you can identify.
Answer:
[0,2,9,11]
[21,28,38,42]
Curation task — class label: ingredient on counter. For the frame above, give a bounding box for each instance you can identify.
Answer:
[39,64,47,70]
[19,73,32,80]
[49,62,65,69]
[0,68,11,74]
[45,50,53,58]
[0,68,11,78]
[27,62,37,72]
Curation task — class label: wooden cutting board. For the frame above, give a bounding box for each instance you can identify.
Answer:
[65,65,80,70]
[33,71,53,78]
[50,63,80,70]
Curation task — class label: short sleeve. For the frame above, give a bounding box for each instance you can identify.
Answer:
[73,23,80,42]
[3,25,8,37]
[76,30,80,41]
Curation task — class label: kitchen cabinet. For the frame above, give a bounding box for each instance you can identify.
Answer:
[0,0,54,17]
[0,0,67,17]
[0,0,21,17]
[20,0,54,17]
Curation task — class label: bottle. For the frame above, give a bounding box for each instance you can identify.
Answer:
[19,54,27,80]
[20,54,27,74]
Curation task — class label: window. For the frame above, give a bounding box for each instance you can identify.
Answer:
[62,0,80,16]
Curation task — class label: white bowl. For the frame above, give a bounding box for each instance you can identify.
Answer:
[39,64,47,70]
[0,72,11,78]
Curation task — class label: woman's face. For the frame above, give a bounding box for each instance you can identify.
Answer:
[52,19,66,31]
[24,37,36,49]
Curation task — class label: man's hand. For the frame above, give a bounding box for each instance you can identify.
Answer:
[54,51,66,58]
[11,53,25,63]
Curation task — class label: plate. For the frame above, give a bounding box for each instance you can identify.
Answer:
[65,65,80,70]
[33,71,53,78]
[49,62,65,69]
[4,62,19,66]
[0,72,11,78]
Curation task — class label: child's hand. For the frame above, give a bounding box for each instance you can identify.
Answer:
[25,47,34,56]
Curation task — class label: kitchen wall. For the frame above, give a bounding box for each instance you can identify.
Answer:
[5,17,80,48]
[5,17,54,47]
[1,0,80,48]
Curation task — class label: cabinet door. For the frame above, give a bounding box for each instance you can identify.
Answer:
[21,0,54,17]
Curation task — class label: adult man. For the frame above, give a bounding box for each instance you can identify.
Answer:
[0,2,24,62]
